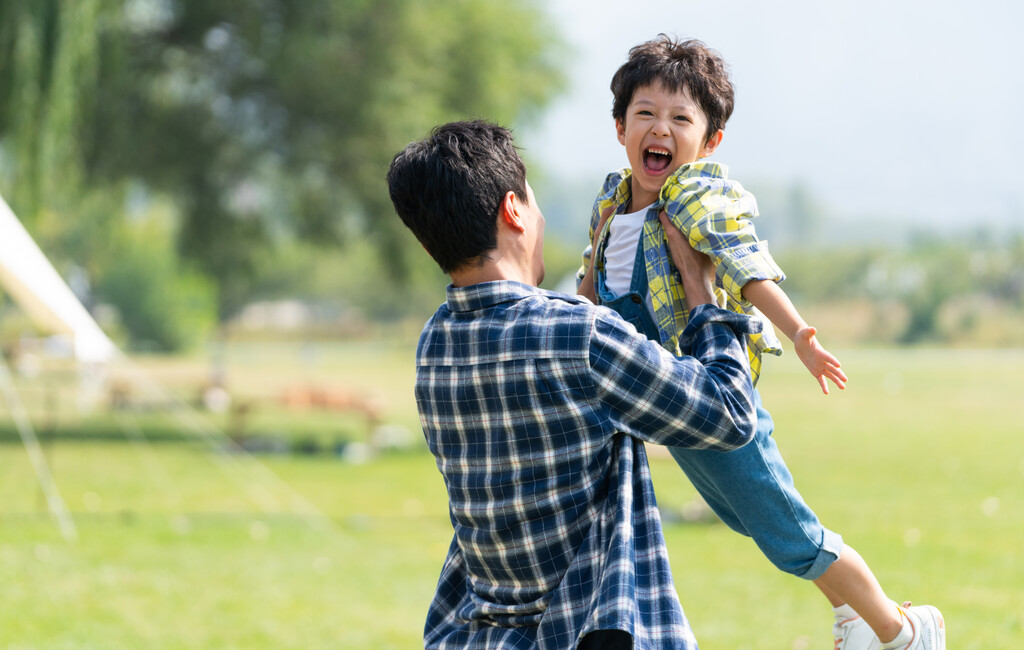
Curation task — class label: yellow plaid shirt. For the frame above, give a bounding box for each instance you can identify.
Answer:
[577,161,784,384]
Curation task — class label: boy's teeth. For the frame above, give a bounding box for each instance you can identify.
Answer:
[644,148,672,173]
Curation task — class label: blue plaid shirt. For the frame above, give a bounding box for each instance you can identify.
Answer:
[416,281,759,649]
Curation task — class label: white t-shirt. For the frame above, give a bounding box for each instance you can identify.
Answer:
[603,203,654,297]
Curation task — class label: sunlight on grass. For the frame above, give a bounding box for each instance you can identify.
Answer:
[1,344,1022,648]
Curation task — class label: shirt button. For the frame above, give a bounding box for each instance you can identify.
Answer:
[631,295,642,304]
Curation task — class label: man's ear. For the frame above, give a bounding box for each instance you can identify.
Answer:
[615,118,626,146]
[500,191,525,232]
[701,129,724,158]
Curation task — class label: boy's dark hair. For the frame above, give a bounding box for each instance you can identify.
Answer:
[386,120,528,274]
[611,35,734,142]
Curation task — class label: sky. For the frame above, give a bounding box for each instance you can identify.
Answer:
[521,0,1024,229]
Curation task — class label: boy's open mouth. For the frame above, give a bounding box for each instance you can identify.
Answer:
[643,147,672,173]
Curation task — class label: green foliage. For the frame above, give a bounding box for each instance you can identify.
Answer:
[775,233,1024,345]
[0,0,566,328]
[83,0,565,316]
[92,209,218,352]
[231,229,585,326]
[0,0,101,220]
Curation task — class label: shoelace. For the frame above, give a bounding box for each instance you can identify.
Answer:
[833,616,859,650]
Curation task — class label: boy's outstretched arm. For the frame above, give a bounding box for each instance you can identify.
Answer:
[741,279,848,395]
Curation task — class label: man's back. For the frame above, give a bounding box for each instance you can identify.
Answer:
[417,280,757,650]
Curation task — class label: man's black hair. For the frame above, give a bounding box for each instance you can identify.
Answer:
[387,120,528,274]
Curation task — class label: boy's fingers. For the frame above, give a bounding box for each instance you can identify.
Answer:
[826,370,847,389]
[827,363,848,383]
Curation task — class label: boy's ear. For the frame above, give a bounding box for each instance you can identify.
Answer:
[500,191,526,232]
[700,129,724,158]
[615,118,627,146]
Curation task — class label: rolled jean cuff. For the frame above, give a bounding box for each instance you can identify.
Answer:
[797,528,845,580]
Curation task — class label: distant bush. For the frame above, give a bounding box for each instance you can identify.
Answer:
[776,234,1024,346]
[93,214,217,353]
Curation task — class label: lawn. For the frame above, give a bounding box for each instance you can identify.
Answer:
[1,342,1021,648]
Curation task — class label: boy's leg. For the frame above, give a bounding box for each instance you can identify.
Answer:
[669,391,936,648]
[668,390,843,579]
[814,546,903,644]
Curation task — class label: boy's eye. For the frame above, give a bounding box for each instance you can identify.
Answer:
[674,115,691,122]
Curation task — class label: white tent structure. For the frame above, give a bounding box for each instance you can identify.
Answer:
[0,191,122,542]
[0,194,117,364]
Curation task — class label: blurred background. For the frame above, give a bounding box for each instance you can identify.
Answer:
[0,1,1021,648]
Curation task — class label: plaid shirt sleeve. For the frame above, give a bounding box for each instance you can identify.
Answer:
[588,304,759,450]
[659,162,785,304]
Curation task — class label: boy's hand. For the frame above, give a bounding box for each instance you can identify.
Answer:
[793,326,847,395]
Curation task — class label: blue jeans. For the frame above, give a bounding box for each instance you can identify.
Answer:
[595,232,842,579]
[668,391,843,578]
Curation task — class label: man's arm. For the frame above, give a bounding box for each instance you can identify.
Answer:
[741,280,847,394]
[588,220,759,451]
[588,305,758,451]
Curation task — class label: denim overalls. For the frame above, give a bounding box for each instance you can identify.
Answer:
[594,212,843,579]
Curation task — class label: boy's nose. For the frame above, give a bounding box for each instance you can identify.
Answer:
[652,118,671,136]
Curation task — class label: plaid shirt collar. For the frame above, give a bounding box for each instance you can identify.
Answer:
[445,280,550,313]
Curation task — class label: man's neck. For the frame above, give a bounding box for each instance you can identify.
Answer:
[450,256,535,288]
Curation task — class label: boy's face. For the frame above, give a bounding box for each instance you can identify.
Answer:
[616,82,722,210]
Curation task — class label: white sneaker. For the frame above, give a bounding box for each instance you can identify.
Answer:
[833,605,945,650]
[890,605,945,650]
[833,613,881,650]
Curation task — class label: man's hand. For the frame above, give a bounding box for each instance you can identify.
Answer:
[793,326,847,395]
[659,211,715,309]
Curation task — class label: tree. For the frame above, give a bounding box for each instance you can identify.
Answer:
[1,0,565,331]
[0,0,101,221]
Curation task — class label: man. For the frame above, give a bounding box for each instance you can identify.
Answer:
[386,120,761,649]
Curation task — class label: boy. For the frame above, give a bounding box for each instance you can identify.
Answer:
[576,36,945,650]
[388,120,762,649]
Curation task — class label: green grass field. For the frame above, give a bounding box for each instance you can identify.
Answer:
[1,342,1022,648]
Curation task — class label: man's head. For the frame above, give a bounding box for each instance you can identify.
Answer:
[610,35,734,209]
[387,120,530,275]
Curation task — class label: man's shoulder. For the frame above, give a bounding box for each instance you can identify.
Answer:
[530,286,593,308]
[417,284,610,366]
[505,287,602,337]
